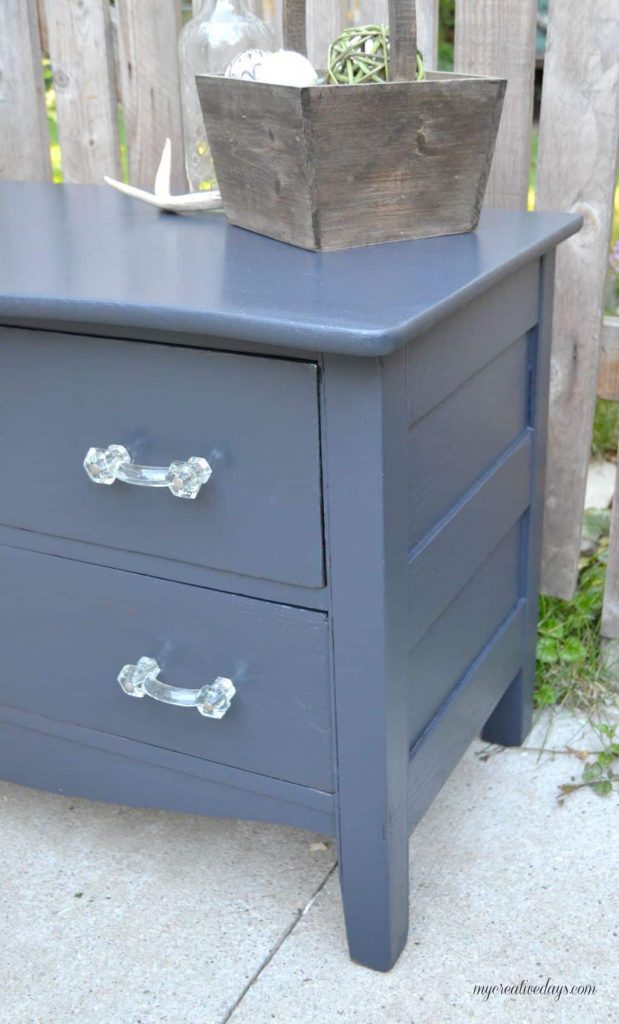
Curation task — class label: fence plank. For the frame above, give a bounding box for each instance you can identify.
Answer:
[416,0,438,70]
[45,0,120,183]
[262,0,283,46]
[307,1,348,69]
[352,0,437,68]
[37,0,50,54]
[0,0,51,182]
[598,317,619,402]
[454,0,536,209]
[537,0,619,599]
[116,0,185,191]
[355,0,387,23]
[602,462,619,641]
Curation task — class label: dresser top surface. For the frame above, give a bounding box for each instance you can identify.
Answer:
[0,183,580,357]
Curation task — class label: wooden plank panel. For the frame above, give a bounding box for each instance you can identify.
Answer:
[408,432,532,647]
[44,0,120,183]
[537,0,619,599]
[408,522,521,749]
[116,0,185,191]
[602,460,619,640]
[408,335,529,547]
[406,262,539,425]
[597,317,619,402]
[0,0,51,181]
[408,603,525,831]
[454,0,536,209]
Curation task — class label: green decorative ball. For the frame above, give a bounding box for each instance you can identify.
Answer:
[327,24,425,85]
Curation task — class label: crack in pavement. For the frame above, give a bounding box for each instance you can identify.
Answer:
[221,862,338,1024]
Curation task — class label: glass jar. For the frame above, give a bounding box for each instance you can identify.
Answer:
[179,0,274,192]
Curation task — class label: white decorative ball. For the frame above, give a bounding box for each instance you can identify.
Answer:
[255,50,318,87]
[224,49,318,88]
[224,49,271,82]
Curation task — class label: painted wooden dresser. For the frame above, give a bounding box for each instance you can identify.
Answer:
[0,183,580,971]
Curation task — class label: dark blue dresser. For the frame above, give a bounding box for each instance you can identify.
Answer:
[0,183,580,970]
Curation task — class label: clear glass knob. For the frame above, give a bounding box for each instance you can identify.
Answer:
[84,445,212,499]
[84,444,131,485]
[118,656,158,697]
[166,457,212,499]
[195,677,237,719]
[118,656,236,720]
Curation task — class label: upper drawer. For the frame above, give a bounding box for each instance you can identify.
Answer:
[0,328,324,588]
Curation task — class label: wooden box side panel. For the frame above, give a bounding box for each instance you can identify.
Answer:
[197,77,316,249]
[308,79,506,250]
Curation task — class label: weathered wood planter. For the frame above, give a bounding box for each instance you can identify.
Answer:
[197,0,507,251]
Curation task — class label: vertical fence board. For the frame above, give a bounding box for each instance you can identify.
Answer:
[116,0,185,191]
[262,0,283,46]
[454,0,536,209]
[356,0,387,23]
[352,0,437,68]
[416,0,438,70]
[45,0,120,183]
[598,318,619,402]
[537,0,619,599]
[0,0,51,181]
[37,0,50,54]
[602,461,619,641]
[307,1,348,69]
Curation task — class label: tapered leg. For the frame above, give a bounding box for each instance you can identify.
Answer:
[337,799,410,971]
[322,353,411,971]
[482,668,533,746]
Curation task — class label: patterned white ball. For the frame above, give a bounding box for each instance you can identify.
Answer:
[224,49,271,82]
[224,49,318,88]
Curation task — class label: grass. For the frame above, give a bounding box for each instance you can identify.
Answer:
[536,524,610,712]
[592,400,619,461]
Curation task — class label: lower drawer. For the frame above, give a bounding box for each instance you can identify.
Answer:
[0,547,333,791]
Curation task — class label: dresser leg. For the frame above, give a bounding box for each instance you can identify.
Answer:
[337,817,409,972]
[481,668,533,747]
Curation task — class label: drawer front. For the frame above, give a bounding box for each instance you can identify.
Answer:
[0,328,323,588]
[0,546,333,791]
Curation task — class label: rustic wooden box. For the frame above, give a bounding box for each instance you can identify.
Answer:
[197,0,506,251]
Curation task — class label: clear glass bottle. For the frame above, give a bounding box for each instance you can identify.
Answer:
[179,0,273,192]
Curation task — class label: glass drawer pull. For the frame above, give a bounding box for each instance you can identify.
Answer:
[118,657,236,719]
[84,444,212,499]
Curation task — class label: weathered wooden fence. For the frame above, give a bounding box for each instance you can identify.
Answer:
[1,0,618,619]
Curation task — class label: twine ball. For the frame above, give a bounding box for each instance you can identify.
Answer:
[327,25,425,85]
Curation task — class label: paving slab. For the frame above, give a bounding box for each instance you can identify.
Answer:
[229,722,618,1024]
[0,781,335,1024]
[524,705,619,753]
[1,710,616,1024]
